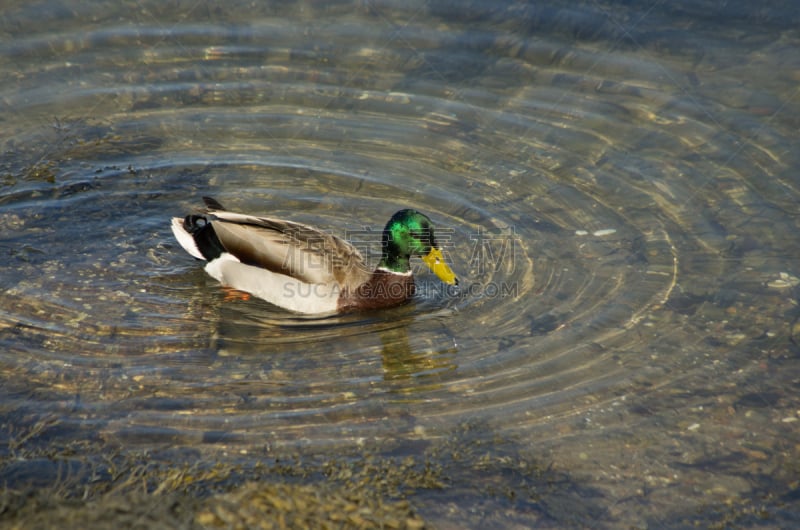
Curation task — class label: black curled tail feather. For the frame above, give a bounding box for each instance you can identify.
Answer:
[183,214,226,260]
[202,196,225,211]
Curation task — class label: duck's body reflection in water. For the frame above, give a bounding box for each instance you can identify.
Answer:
[378,322,458,384]
[205,296,459,405]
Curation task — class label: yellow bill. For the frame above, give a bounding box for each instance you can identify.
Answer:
[422,247,458,285]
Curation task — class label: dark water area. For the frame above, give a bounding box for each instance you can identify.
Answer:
[1,0,799,528]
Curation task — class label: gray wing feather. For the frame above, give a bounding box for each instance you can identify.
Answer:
[209,211,370,287]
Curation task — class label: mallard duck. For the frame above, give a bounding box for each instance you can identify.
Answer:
[171,197,458,314]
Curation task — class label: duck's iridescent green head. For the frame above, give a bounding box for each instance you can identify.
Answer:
[380,209,458,285]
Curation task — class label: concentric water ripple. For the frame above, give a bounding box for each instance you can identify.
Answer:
[2,1,799,527]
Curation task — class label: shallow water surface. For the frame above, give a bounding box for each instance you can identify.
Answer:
[1,0,799,527]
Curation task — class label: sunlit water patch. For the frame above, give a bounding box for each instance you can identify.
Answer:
[1,0,799,527]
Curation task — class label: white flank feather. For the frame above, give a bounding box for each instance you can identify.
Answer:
[205,254,340,314]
